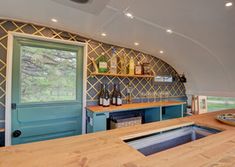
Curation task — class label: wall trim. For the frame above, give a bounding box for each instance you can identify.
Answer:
[5,31,87,146]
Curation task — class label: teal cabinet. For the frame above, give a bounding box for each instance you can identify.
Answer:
[86,103,184,133]
[144,108,161,123]
[87,110,109,133]
[162,105,183,120]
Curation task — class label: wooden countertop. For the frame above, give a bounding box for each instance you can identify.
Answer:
[0,110,235,167]
[87,101,186,113]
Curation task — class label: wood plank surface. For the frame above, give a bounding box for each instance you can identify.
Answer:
[0,110,234,167]
[91,72,154,78]
[87,101,186,113]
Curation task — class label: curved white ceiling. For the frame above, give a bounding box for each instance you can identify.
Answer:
[0,0,235,97]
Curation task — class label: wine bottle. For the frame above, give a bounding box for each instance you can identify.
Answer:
[116,84,122,106]
[111,84,117,105]
[103,84,110,107]
[98,84,105,106]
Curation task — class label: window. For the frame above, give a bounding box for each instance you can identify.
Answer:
[207,96,235,112]
[20,46,77,103]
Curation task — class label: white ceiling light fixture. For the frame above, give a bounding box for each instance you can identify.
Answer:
[225,2,233,7]
[125,12,134,19]
[160,50,164,54]
[101,33,107,37]
[166,29,173,34]
[51,18,58,23]
[134,42,139,46]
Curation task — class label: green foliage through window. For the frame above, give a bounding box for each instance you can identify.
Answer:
[20,46,77,103]
[207,96,235,112]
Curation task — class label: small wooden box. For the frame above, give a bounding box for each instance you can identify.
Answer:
[110,116,142,129]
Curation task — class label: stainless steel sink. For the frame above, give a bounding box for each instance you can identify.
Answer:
[124,124,221,156]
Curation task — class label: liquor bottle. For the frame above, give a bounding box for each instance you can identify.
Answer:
[111,84,117,105]
[135,61,142,75]
[116,84,122,106]
[129,56,135,75]
[98,84,105,106]
[103,84,110,107]
[110,48,117,74]
[120,51,127,74]
[143,62,151,75]
[98,53,108,73]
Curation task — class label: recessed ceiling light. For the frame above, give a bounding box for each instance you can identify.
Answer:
[101,33,107,37]
[125,12,134,19]
[134,42,139,46]
[225,2,233,7]
[166,29,173,34]
[51,18,58,23]
[160,50,164,54]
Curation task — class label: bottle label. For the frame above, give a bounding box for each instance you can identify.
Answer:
[99,98,103,105]
[103,98,110,106]
[135,66,142,75]
[110,59,117,67]
[112,97,116,104]
[99,62,107,69]
[117,98,122,105]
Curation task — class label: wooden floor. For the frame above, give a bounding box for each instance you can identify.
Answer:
[0,110,234,167]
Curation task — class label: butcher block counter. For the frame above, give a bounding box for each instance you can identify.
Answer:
[86,101,186,113]
[0,110,235,167]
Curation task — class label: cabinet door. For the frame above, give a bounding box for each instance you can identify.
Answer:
[93,113,108,132]
[144,108,161,123]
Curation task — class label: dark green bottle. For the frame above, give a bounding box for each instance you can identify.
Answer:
[103,84,110,107]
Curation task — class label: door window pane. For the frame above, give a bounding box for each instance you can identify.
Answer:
[20,46,77,103]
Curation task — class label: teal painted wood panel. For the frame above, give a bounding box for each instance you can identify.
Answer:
[11,37,84,145]
[144,108,161,123]
[93,113,108,132]
[86,110,109,133]
[17,103,82,122]
[162,105,183,120]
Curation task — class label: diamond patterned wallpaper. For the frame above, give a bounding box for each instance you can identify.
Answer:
[0,19,186,126]
[87,40,186,105]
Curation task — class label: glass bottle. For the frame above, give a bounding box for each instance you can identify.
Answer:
[126,83,132,104]
[98,53,108,73]
[129,56,135,75]
[98,84,105,106]
[120,51,127,74]
[111,84,117,105]
[110,48,117,74]
[135,61,142,75]
[116,84,122,106]
[103,84,110,107]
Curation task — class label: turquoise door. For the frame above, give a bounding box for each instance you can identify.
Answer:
[11,37,84,145]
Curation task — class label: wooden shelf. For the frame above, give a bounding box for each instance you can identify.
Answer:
[91,72,154,78]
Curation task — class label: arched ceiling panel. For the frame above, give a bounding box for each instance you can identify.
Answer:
[0,0,234,97]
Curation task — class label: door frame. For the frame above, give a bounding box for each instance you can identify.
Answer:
[5,31,88,146]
